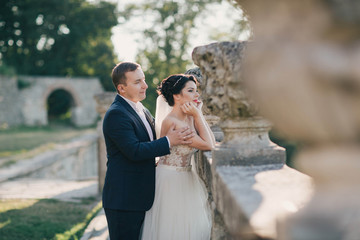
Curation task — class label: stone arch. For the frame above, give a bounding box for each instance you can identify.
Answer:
[45,87,77,125]
[43,83,82,110]
[43,83,83,126]
[6,76,104,127]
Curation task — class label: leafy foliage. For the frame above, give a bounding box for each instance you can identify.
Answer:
[121,0,221,114]
[0,62,16,76]
[269,130,300,168]
[0,0,118,90]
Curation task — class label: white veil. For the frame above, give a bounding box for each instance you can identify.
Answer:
[155,95,173,138]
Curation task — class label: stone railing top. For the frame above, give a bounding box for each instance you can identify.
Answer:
[199,151,313,239]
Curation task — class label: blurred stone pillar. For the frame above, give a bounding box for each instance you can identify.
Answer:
[192,41,285,166]
[236,0,360,238]
[94,92,116,193]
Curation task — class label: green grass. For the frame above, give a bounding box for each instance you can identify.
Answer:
[0,125,102,239]
[0,198,102,240]
[0,125,96,167]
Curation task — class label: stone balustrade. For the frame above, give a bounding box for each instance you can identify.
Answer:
[192,41,313,239]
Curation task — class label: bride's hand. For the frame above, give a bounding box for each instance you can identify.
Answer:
[180,102,201,117]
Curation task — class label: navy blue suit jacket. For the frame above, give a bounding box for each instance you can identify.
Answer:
[102,95,170,211]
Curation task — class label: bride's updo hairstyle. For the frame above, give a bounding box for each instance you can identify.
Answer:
[158,74,198,106]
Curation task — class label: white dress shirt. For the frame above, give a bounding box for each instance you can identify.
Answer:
[119,94,154,141]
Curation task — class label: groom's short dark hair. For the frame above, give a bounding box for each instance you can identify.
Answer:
[112,62,140,91]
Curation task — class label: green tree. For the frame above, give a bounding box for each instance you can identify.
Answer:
[121,0,221,114]
[0,0,118,90]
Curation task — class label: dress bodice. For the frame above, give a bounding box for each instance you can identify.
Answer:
[158,145,197,167]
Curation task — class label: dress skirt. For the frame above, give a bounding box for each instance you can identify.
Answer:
[141,164,212,240]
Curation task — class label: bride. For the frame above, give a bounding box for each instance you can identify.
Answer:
[141,74,215,240]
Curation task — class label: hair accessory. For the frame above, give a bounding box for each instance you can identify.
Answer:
[173,77,184,88]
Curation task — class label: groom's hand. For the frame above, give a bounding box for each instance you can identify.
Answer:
[166,123,195,146]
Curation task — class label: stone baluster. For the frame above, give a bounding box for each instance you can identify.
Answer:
[235,0,360,238]
[192,41,285,166]
[94,92,116,193]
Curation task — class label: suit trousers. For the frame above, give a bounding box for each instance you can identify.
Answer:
[104,208,145,240]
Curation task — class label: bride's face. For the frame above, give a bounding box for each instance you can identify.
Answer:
[175,81,199,105]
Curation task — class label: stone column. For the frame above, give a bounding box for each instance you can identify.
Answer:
[192,41,285,166]
[94,92,116,193]
[236,0,360,238]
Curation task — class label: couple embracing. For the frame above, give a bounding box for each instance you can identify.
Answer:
[102,62,215,240]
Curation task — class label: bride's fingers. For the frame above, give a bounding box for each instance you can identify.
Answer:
[179,127,191,135]
[180,105,187,114]
[186,102,194,109]
[181,102,198,116]
[181,132,195,144]
[181,104,190,113]
[182,139,192,144]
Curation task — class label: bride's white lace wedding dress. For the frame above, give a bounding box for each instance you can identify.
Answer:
[141,144,212,240]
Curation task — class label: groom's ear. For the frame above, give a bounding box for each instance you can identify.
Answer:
[117,84,125,93]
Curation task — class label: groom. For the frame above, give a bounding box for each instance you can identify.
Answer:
[102,62,194,240]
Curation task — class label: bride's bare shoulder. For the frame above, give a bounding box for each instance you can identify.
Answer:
[161,115,187,130]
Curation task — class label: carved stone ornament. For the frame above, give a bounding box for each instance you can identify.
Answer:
[192,41,258,121]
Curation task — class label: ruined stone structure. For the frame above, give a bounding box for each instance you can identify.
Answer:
[0,75,103,128]
[0,75,23,127]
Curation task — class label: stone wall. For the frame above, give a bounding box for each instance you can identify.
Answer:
[0,75,103,128]
[0,75,23,127]
[27,132,98,180]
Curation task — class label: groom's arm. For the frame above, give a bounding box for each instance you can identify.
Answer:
[103,108,170,162]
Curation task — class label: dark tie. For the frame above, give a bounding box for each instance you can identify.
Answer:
[143,108,156,139]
